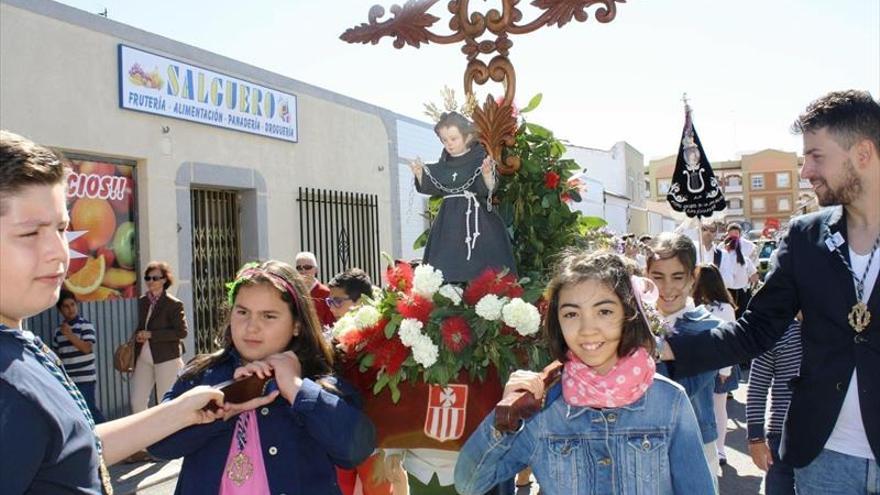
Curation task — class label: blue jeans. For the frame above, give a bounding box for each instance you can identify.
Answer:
[765,434,795,495]
[795,448,880,494]
[75,381,105,424]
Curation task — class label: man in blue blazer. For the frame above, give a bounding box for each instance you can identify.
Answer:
[661,90,880,494]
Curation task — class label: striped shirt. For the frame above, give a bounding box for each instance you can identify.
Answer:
[746,321,802,439]
[52,316,97,383]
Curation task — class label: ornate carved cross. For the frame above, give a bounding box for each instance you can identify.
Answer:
[341,0,626,174]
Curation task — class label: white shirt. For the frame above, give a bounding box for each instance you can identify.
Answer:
[718,249,756,290]
[824,246,879,460]
[705,302,736,376]
[699,242,717,266]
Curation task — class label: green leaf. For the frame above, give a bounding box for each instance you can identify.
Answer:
[525,123,551,139]
[541,196,550,209]
[385,314,402,338]
[578,216,607,233]
[372,373,390,394]
[390,382,401,403]
[413,229,430,250]
[360,353,375,369]
[519,93,543,114]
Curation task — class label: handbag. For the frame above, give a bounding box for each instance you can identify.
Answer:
[113,333,136,373]
[115,301,154,373]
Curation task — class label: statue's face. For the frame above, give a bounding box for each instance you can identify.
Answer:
[685,147,700,166]
[438,126,470,157]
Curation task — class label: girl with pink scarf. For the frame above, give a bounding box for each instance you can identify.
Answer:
[454,251,714,495]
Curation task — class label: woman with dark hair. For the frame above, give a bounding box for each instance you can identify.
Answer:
[148,260,375,493]
[130,261,188,415]
[694,263,741,469]
[719,235,757,318]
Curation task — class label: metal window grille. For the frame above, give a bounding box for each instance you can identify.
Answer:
[297,187,381,284]
[191,189,241,354]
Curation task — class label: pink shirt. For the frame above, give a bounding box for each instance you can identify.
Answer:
[219,410,270,494]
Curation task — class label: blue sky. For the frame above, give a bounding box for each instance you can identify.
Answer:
[55,0,879,161]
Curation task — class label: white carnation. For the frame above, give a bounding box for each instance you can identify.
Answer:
[475,294,505,321]
[331,315,357,337]
[353,305,381,328]
[398,318,424,347]
[501,298,541,336]
[410,334,439,368]
[438,284,463,305]
[412,264,444,297]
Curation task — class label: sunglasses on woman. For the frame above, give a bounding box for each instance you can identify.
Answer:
[295,264,315,272]
[144,275,165,282]
[324,296,351,308]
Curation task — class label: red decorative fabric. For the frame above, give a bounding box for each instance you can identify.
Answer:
[344,364,503,451]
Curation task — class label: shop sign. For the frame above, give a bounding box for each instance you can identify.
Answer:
[65,158,139,302]
[118,44,298,142]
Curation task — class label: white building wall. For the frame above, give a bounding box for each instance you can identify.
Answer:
[604,195,630,234]
[565,144,628,197]
[395,120,441,261]
[568,176,605,220]
[648,212,664,235]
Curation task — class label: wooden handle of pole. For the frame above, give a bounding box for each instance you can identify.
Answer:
[494,360,564,433]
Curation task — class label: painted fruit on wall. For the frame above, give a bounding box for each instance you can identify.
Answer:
[65,159,139,302]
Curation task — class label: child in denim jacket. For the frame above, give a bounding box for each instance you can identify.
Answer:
[454,251,714,494]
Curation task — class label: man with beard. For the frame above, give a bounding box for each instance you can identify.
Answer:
[660,90,880,494]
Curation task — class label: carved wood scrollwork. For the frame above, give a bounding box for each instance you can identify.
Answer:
[341,0,625,173]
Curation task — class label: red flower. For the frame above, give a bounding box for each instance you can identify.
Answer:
[536,297,550,318]
[364,335,409,375]
[544,171,560,190]
[337,327,365,356]
[396,294,434,323]
[385,260,414,293]
[561,192,571,203]
[463,268,524,305]
[440,316,473,353]
[500,324,518,337]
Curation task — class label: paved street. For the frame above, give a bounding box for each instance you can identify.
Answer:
[112,373,769,494]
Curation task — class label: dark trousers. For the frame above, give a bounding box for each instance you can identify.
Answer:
[76,381,106,424]
[728,287,752,319]
[766,433,795,495]
[729,287,753,368]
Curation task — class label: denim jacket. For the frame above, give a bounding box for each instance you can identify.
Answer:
[657,305,720,444]
[454,374,715,495]
[148,350,376,494]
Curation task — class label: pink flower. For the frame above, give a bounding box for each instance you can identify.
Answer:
[494,96,520,119]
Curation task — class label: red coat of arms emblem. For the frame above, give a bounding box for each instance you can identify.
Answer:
[424,384,468,442]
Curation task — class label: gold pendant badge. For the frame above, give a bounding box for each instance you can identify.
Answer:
[848,302,871,333]
[227,451,254,486]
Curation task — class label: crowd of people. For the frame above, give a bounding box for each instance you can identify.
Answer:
[1,89,878,494]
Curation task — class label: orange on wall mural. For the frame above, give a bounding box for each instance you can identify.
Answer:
[65,159,139,302]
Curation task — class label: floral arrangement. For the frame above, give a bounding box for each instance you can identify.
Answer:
[333,260,548,402]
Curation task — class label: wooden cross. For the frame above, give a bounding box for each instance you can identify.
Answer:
[341,0,627,174]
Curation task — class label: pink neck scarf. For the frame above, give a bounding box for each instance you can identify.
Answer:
[562,347,655,408]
